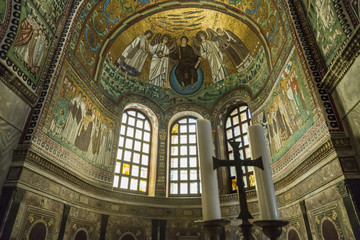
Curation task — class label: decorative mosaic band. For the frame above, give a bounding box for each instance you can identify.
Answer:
[322,27,360,92]
[23,0,81,143]
[286,0,342,131]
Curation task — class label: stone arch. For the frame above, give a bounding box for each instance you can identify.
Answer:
[287,227,301,240]
[27,220,48,240]
[120,232,137,240]
[73,228,89,240]
[321,218,339,240]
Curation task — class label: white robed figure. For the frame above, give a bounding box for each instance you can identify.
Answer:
[62,91,81,141]
[115,30,153,77]
[195,31,227,83]
[148,34,172,87]
[97,121,109,165]
[32,30,48,72]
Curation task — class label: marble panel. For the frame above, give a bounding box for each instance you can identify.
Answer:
[334,56,360,118]
[0,81,31,130]
[0,119,22,194]
[344,104,360,158]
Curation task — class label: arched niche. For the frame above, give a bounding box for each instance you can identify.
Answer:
[73,228,89,240]
[321,219,339,240]
[287,228,300,240]
[120,232,137,240]
[28,220,48,240]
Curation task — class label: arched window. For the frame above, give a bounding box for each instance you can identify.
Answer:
[224,104,254,192]
[113,109,152,194]
[169,116,200,195]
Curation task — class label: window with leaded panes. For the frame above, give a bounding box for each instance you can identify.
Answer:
[224,104,255,192]
[113,109,151,194]
[169,117,200,196]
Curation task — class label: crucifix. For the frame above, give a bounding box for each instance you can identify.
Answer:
[213,140,264,236]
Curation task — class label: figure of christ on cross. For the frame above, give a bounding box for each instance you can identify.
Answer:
[213,141,263,224]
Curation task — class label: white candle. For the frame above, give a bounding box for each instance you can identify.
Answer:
[249,124,279,220]
[196,119,221,221]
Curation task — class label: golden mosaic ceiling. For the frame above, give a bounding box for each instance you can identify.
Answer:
[66,0,289,109]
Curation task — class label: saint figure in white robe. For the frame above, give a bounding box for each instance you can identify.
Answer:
[115,30,153,77]
[196,31,227,83]
[148,35,170,87]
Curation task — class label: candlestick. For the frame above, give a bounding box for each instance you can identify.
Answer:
[197,219,230,240]
[253,220,288,240]
[196,119,221,221]
[248,124,279,220]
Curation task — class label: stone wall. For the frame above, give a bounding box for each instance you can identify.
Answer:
[0,81,30,196]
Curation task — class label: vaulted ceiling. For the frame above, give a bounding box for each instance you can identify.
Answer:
[65,0,292,112]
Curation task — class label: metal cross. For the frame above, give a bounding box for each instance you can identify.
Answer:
[213,141,263,223]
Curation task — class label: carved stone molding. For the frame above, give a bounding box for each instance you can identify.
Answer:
[322,26,360,92]
[274,138,335,191]
[13,134,350,208]
[9,133,354,222]
[18,205,60,240]
[336,181,348,198]
[18,148,203,206]
[307,200,354,239]
[66,216,99,240]
[272,119,330,178]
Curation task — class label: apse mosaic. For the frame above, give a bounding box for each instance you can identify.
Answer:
[44,67,117,170]
[105,10,262,81]
[100,45,268,108]
[253,47,318,163]
[305,0,346,66]
[7,0,56,85]
[63,0,288,109]
[70,0,284,69]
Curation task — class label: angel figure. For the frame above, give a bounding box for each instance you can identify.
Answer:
[193,30,227,83]
[115,30,153,77]
[215,28,254,72]
[148,33,176,87]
